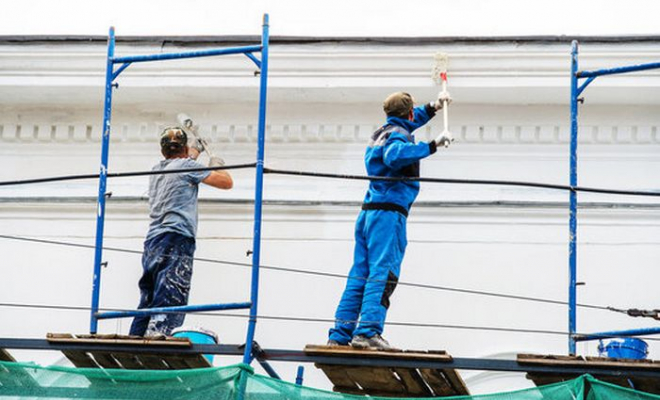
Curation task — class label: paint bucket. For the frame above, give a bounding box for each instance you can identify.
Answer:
[598,338,648,360]
[172,327,218,363]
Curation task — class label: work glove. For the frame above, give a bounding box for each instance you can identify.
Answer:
[433,91,453,110]
[188,136,205,154]
[208,156,225,168]
[434,132,454,148]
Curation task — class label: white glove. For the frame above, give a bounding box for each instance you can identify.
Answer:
[188,136,205,153]
[434,132,454,148]
[208,156,225,168]
[433,91,453,110]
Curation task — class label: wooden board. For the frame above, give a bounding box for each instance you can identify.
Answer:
[305,344,451,361]
[47,333,192,347]
[51,333,212,371]
[518,353,660,395]
[306,344,469,397]
[0,348,16,362]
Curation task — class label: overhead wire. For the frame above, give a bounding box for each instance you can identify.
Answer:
[0,163,256,187]
[263,168,660,197]
[0,233,613,312]
[1,164,658,339]
[2,300,660,341]
[0,164,659,197]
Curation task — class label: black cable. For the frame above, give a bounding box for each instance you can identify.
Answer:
[1,163,659,198]
[0,163,256,187]
[0,301,583,338]
[0,233,611,312]
[264,168,660,198]
[2,300,659,341]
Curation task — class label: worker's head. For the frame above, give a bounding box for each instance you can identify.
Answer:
[160,126,188,158]
[383,92,415,120]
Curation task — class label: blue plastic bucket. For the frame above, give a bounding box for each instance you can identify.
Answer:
[172,327,218,363]
[598,338,648,360]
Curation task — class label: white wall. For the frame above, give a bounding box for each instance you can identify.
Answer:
[1,39,660,393]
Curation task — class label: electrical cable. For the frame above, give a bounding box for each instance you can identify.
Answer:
[264,168,660,198]
[0,164,659,198]
[0,163,256,187]
[0,233,612,312]
[1,300,659,341]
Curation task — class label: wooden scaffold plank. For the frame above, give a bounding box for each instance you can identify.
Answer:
[48,333,212,371]
[305,344,469,397]
[518,353,660,395]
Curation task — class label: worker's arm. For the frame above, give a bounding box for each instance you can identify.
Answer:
[405,104,436,131]
[203,170,233,189]
[383,132,436,170]
[188,147,201,160]
[182,157,232,189]
[202,156,233,189]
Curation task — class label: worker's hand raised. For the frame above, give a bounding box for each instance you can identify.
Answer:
[188,136,205,154]
[434,132,454,148]
[208,156,225,168]
[434,91,452,110]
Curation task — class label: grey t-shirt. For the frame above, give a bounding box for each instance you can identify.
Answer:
[146,158,211,240]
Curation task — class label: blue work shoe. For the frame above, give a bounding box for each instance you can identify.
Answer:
[350,334,398,351]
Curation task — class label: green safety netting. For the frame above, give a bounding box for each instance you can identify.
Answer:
[0,360,657,400]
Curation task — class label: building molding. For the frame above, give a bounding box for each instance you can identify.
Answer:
[1,122,660,145]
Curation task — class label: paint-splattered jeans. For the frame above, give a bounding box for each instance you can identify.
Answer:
[129,232,196,336]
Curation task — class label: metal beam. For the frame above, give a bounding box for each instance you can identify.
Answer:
[96,301,251,319]
[578,60,660,78]
[4,338,660,378]
[112,45,262,64]
[575,327,660,342]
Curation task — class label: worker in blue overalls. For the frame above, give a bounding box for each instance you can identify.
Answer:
[129,126,233,337]
[328,91,452,350]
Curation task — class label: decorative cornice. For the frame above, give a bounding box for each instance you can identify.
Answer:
[3,42,660,105]
[1,123,659,145]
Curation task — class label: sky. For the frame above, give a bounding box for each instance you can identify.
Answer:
[2,0,660,37]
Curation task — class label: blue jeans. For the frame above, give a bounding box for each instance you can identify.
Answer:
[129,232,196,336]
[328,210,406,344]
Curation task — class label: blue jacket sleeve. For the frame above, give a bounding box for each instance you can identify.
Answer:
[383,132,434,170]
[409,104,434,130]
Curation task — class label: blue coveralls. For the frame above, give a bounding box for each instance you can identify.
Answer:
[328,104,438,344]
[129,157,210,336]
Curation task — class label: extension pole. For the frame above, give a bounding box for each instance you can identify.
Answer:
[90,27,116,334]
[568,40,579,355]
[243,13,269,365]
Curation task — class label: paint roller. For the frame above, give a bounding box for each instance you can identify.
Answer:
[432,52,453,147]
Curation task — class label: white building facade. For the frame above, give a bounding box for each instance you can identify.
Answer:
[1,35,659,393]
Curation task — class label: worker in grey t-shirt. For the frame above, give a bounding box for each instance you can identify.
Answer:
[129,126,233,337]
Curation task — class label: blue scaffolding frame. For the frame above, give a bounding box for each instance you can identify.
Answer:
[568,40,660,354]
[89,14,270,366]
[3,33,660,385]
[88,28,660,365]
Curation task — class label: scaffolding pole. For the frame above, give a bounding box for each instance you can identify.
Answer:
[90,27,116,334]
[568,40,579,355]
[88,16,271,373]
[243,13,270,365]
[569,40,660,352]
